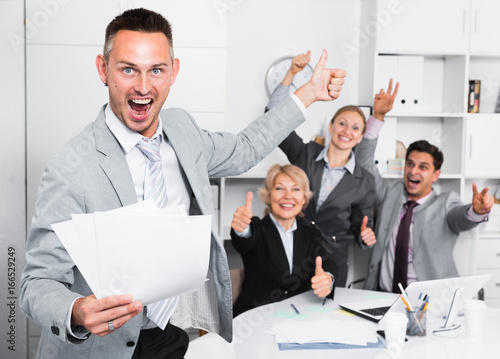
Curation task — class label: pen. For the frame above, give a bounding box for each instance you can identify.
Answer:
[398,283,424,333]
[419,295,428,311]
[322,296,327,306]
[414,292,423,311]
[419,301,429,321]
[290,303,300,315]
[398,283,414,308]
[399,294,412,312]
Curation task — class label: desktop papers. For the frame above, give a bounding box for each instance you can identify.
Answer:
[266,319,380,348]
[51,201,211,305]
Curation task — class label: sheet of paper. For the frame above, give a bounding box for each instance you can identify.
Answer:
[51,219,100,295]
[51,202,211,305]
[94,211,211,305]
[266,319,378,346]
[52,201,159,297]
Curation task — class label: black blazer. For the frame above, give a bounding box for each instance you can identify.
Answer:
[279,131,376,268]
[231,215,338,317]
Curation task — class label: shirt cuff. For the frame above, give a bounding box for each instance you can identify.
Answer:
[325,272,335,290]
[364,115,384,139]
[466,205,489,222]
[66,297,90,340]
[290,93,307,117]
[234,225,252,238]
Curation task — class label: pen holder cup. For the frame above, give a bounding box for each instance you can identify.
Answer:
[406,309,426,336]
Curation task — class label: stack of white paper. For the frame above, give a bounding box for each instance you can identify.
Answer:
[51,200,211,305]
[266,319,379,346]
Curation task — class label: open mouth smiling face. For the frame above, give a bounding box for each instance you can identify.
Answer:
[129,98,153,120]
[96,30,179,138]
[404,151,441,201]
[329,111,364,151]
[270,174,306,228]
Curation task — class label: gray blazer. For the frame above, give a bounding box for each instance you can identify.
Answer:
[20,98,304,359]
[355,137,484,291]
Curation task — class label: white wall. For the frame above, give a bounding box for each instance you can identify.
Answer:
[226,0,362,173]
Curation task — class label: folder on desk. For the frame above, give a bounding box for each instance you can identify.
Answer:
[267,318,382,350]
[278,338,385,351]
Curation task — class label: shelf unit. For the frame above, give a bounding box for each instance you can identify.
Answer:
[360,0,500,305]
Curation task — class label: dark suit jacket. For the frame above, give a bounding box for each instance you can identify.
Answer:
[231,215,338,317]
[279,131,376,277]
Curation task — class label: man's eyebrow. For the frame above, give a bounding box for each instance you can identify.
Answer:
[116,61,137,67]
[151,62,169,67]
[410,159,431,167]
[116,61,169,68]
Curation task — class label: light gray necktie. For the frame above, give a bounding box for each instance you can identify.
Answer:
[136,136,177,329]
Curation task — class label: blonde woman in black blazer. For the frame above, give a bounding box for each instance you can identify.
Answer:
[231,164,338,317]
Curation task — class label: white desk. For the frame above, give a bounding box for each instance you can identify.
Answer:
[186,288,500,358]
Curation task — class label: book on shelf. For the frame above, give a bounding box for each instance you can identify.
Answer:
[468,80,481,113]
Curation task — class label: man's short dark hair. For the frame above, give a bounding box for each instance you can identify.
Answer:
[103,8,174,62]
[406,140,444,170]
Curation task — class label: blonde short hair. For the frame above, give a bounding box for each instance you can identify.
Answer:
[259,164,313,216]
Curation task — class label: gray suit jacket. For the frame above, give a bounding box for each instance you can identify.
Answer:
[20,98,304,359]
[356,137,484,291]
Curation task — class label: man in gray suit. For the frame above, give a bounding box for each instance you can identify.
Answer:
[356,82,494,293]
[20,8,346,359]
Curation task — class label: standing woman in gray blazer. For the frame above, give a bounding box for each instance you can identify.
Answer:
[266,52,399,286]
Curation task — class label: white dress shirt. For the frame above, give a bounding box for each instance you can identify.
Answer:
[66,104,193,336]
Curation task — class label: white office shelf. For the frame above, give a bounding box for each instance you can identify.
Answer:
[361,0,500,307]
[391,112,465,118]
[378,51,468,57]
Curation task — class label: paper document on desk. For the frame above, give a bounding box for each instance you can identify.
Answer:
[51,200,211,305]
[266,319,379,346]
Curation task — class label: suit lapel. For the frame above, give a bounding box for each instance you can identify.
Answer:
[161,113,210,212]
[324,171,357,203]
[310,161,324,212]
[384,190,407,251]
[412,191,437,254]
[317,164,360,213]
[291,226,308,275]
[263,216,291,275]
[93,107,137,207]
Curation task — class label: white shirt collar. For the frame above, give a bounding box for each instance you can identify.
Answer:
[269,213,298,233]
[315,145,356,174]
[104,104,163,153]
